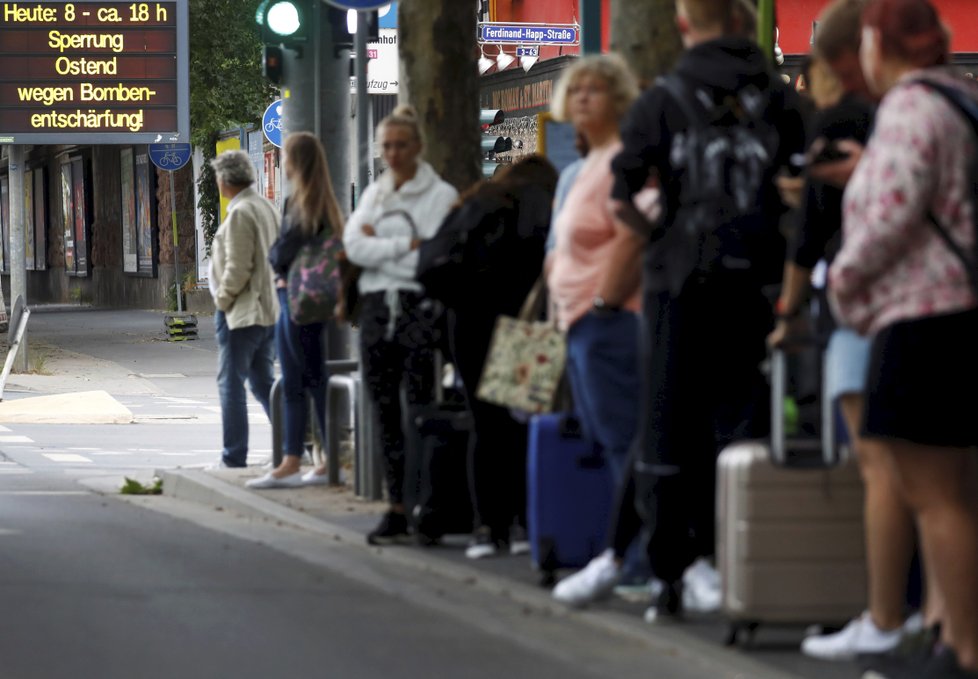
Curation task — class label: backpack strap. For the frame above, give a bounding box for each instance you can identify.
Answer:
[915,79,978,297]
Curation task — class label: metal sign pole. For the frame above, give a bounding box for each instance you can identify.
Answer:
[169,170,182,313]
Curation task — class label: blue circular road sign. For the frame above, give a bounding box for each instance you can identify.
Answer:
[263,99,284,149]
[148,143,192,171]
[323,0,390,10]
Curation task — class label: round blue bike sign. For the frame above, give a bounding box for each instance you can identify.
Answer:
[263,99,284,148]
[148,143,192,171]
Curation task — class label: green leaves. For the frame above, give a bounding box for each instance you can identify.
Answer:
[120,476,163,495]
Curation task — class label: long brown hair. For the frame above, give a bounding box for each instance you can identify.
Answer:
[284,131,346,238]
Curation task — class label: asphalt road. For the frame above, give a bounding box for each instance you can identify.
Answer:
[0,464,719,679]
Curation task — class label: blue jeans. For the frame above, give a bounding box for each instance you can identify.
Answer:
[565,311,641,484]
[215,310,275,467]
[275,288,327,459]
[567,310,648,579]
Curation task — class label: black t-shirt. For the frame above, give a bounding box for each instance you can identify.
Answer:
[790,93,875,269]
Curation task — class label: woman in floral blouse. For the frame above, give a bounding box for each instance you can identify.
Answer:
[829,0,978,675]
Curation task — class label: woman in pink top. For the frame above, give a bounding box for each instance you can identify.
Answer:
[829,0,978,674]
[545,55,646,607]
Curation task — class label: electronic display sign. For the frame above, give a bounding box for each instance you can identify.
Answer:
[0,1,189,143]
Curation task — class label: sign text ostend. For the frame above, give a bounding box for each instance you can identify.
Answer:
[0,1,190,143]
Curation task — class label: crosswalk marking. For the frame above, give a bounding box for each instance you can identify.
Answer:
[0,425,11,432]
[0,436,34,443]
[42,453,93,463]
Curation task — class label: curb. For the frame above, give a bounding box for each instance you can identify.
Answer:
[159,468,804,679]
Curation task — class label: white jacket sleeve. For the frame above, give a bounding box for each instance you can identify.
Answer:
[342,185,413,267]
[379,183,459,280]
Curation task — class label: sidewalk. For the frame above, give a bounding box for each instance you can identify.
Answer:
[10,307,861,679]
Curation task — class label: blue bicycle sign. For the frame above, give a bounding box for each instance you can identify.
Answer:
[148,143,192,172]
[263,100,283,148]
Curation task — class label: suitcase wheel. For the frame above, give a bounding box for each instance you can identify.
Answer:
[724,621,760,647]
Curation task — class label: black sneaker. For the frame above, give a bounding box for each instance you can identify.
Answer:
[465,526,500,559]
[367,511,411,546]
[859,624,941,679]
[863,647,978,679]
[643,580,683,624]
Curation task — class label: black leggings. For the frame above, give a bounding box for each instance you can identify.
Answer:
[359,291,437,506]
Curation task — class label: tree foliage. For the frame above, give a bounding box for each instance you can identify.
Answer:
[189,0,275,249]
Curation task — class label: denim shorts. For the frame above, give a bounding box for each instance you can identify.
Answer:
[825,327,871,402]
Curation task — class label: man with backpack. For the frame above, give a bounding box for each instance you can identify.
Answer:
[603,0,807,621]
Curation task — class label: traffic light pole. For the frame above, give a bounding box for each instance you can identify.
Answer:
[354,11,369,198]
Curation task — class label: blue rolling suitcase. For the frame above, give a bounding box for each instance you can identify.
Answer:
[527,413,614,583]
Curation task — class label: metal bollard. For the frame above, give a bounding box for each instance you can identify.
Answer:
[326,374,358,486]
[355,377,384,501]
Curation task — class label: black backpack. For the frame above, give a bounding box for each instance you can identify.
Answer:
[647,73,784,295]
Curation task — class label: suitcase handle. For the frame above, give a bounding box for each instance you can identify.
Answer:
[770,343,842,468]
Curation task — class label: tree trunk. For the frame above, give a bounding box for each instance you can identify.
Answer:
[398,0,481,193]
[611,0,683,88]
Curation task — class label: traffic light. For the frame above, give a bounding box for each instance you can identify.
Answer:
[480,109,505,130]
[256,0,310,53]
[334,9,379,50]
[481,109,509,177]
[262,44,284,86]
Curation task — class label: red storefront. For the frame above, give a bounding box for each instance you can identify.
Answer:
[777,0,978,62]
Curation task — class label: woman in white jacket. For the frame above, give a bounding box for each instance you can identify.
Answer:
[344,105,458,545]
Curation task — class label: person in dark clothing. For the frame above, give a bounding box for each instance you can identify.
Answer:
[429,155,558,558]
[248,132,347,489]
[605,0,808,622]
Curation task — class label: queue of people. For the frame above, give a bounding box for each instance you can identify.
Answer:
[207,0,978,676]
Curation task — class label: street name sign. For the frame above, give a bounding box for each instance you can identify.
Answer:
[478,22,579,46]
[0,0,190,144]
[148,141,190,171]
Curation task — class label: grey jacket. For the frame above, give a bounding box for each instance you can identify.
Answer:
[211,186,280,329]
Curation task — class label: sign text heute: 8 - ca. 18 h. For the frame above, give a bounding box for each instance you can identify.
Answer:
[0,1,190,144]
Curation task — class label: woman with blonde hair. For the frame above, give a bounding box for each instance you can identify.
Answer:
[247,131,346,489]
[343,105,458,545]
[545,54,651,602]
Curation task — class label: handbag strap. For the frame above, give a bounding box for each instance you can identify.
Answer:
[375,209,419,238]
[517,276,548,322]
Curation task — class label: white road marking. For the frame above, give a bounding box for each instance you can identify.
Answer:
[0,436,34,443]
[0,491,88,496]
[0,425,11,432]
[42,453,93,463]
[160,452,195,457]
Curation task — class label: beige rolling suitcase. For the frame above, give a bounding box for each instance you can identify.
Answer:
[717,347,867,646]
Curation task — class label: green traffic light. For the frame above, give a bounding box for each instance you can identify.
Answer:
[267,1,300,36]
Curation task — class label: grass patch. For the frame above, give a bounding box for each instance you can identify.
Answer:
[120,476,163,495]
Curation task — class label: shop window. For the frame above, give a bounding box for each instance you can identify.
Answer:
[61,156,92,277]
[119,147,158,276]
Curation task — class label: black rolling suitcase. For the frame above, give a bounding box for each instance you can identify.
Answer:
[403,357,476,545]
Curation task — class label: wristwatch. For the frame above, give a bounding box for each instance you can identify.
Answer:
[592,296,622,313]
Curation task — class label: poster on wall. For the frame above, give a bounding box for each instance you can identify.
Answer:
[0,176,7,273]
[71,158,88,276]
[135,151,155,275]
[61,164,74,272]
[121,148,138,273]
[23,169,34,271]
[33,168,46,270]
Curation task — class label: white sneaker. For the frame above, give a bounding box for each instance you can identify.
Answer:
[245,472,303,489]
[552,550,621,608]
[801,612,904,661]
[682,558,721,613]
[300,468,347,486]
